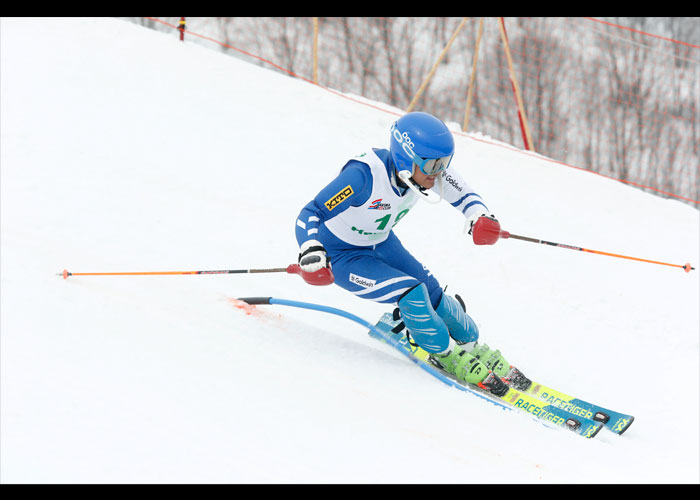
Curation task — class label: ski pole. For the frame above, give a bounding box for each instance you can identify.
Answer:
[57,264,335,285]
[495,229,695,273]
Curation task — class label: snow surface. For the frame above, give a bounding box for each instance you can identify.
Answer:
[1,17,699,484]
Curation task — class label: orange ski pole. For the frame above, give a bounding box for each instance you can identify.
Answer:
[57,264,335,285]
[495,230,694,273]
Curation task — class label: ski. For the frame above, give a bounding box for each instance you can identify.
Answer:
[503,367,634,435]
[370,313,603,439]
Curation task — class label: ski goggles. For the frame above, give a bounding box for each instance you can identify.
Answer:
[412,153,453,176]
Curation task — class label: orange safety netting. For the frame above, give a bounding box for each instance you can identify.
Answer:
[143,17,700,205]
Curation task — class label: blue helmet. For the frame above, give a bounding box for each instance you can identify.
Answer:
[389,112,455,176]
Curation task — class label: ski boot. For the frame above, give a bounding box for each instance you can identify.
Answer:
[468,343,510,377]
[434,292,479,345]
[434,291,521,395]
[469,343,532,391]
[435,292,510,378]
[429,346,509,397]
[395,284,508,396]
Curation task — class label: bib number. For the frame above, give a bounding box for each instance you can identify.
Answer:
[374,209,410,231]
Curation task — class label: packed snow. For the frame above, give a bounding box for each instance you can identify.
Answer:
[1,17,698,483]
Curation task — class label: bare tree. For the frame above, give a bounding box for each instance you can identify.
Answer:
[128,17,699,204]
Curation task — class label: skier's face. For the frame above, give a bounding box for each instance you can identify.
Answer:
[411,166,438,189]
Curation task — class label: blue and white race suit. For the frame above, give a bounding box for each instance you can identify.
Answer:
[295,148,489,309]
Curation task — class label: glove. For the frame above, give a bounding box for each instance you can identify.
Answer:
[298,239,331,273]
[466,213,502,245]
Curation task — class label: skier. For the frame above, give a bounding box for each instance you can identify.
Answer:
[294,112,512,395]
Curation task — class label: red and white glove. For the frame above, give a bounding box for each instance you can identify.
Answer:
[298,239,331,273]
[466,213,502,245]
[290,239,334,286]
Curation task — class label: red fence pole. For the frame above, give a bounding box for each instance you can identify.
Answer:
[498,17,535,152]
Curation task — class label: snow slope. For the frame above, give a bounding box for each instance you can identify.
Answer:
[1,17,698,484]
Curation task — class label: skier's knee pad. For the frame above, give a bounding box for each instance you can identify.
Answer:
[435,293,479,344]
[397,283,451,353]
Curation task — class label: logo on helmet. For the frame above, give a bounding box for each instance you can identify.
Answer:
[391,123,417,161]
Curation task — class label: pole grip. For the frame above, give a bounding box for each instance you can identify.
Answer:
[286,264,335,286]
